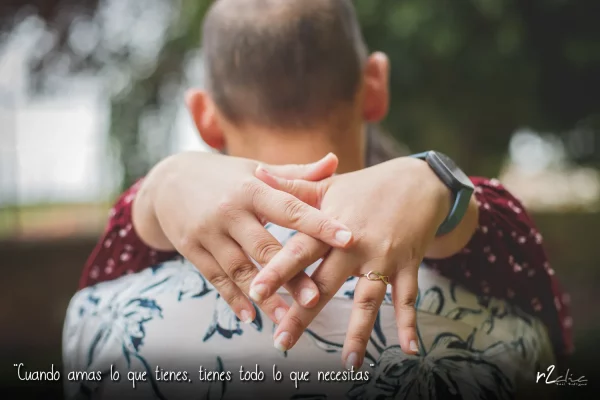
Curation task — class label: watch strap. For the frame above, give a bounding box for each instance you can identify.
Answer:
[410,151,472,236]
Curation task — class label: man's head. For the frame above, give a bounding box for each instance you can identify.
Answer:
[186,0,390,170]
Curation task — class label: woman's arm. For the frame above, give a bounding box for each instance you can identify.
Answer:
[78,179,180,289]
[424,177,573,359]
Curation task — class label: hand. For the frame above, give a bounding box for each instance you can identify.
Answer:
[253,157,451,368]
[134,151,354,326]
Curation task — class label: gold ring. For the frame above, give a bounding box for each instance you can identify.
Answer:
[361,270,390,285]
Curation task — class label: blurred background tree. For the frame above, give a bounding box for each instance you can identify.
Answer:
[1,0,599,184]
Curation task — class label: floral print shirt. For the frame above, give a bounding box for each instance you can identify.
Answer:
[64,227,557,399]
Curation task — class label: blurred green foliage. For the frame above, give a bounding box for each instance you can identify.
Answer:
[355,0,600,175]
[1,0,599,188]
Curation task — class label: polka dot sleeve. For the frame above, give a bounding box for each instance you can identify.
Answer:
[78,178,180,289]
[424,177,573,358]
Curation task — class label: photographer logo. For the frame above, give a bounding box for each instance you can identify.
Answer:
[536,365,587,386]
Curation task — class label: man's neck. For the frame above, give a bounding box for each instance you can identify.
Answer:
[226,127,366,174]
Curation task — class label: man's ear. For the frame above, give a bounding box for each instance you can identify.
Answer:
[185,89,225,150]
[361,52,390,123]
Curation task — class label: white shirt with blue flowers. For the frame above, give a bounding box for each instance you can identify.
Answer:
[63,224,556,400]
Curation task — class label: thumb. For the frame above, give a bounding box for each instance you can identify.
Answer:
[255,166,327,207]
[260,153,338,181]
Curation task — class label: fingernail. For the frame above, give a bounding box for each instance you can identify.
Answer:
[249,284,268,302]
[299,288,318,306]
[315,153,333,165]
[345,352,358,370]
[256,164,272,176]
[334,230,352,246]
[274,307,287,323]
[274,331,291,352]
[409,340,419,353]
[240,309,253,324]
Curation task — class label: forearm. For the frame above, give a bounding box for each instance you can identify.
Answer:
[79,178,179,289]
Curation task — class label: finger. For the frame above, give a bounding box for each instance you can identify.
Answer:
[206,235,291,324]
[392,267,420,355]
[342,273,387,370]
[182,241,256,324]
[250,232,331,307]
[228,214,322,308]
[255,167,324,207]
[272,250,352,352]
[251,184,353,249]
[259,153,338,181]
[228,213,283,266]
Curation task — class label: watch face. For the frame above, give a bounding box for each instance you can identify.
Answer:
[430,152,473,189]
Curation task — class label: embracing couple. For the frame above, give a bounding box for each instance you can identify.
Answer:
[63,1,571,399]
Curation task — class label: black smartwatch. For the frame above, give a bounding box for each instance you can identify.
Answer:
[410,151,474,236]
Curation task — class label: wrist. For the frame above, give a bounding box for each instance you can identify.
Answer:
[426,192,479,259]
[406,151,476,237]
[132,170,164,246]
[434,181,453,228]
[147,151,209,211]
[133,154,191,251]
[144,155,175,219]
[405,156,452,228]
